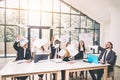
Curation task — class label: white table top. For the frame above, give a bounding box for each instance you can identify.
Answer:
[0,59,108,76]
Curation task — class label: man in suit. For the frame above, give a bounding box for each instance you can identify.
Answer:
[13,35,32,80]
[89,33,116,80]
[50,38,61,80]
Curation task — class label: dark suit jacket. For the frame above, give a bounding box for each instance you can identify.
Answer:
[50,43,61,59]
[96,41,116,72]
[13,41,32,60]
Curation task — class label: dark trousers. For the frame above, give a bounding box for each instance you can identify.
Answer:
[89,69,103,80]
[16,76,28,80]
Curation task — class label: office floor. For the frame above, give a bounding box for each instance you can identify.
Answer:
[0,58,120,80]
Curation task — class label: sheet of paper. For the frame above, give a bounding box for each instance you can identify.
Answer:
[66,44,78,56]
[57,49,66,56]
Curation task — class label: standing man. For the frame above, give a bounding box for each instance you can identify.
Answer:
[89,33,116,80]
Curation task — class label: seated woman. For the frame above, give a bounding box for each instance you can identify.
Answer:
[61,42,74,80]
[74,40,86,80]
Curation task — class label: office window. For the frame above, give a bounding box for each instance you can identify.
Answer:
[71,8,80,14]
[87,18,93,29]
[20,10,28,25]
[6,26,18,56]
[0,9,4,24]
[41,12,52,26]
[20,0,28,9]
[61,1,70,13]
[53,0,60,12]
[0,0,100,57]
[6,9,19,25]
[6,0,19,8]
[81,15,86,28]
[41,0,52,11]
[71,15,80,28]
[53,13,60,28]
[61,14,70,28]
[0,0,5,7]
[0,26,4,57]
[29,11,41,26]
[29,0,40,11]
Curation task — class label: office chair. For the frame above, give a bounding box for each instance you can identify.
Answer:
[108,55,117,80]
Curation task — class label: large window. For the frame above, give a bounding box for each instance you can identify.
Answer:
[0,0,100,57]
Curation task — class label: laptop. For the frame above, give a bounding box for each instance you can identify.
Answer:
[83,54,99,64]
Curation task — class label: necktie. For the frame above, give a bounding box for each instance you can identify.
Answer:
[103,50,107,63]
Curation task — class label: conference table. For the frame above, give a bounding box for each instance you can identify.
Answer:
[0,59,108,80]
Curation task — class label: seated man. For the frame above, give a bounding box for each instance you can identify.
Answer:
[13,35,32,80]
[89,33,116,80]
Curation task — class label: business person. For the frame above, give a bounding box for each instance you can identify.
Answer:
[61,42,72,80]
[13,35,32,80]
[50,37,61,80]
[74,40,86,79]
[89,33,116,80]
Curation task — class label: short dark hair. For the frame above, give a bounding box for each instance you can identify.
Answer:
[108,42,113,49]
[55,40,60,44]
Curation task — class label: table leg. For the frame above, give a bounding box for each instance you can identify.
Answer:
[103,66,108,80]
[65,70,69,80]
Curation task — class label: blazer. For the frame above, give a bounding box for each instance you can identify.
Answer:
[95,40,116,72]
[13,41,32,61]
[50,43,61,59]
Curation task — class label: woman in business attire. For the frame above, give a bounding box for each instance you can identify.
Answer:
[13,35,32,80]
[74,40,86,79]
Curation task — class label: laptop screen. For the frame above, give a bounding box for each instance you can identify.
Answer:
[87,54,99,64]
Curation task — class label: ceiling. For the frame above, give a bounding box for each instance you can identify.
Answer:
[64,0,120,24]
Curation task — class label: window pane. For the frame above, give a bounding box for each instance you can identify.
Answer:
[6,0,19,8]
[53,13,60,28]
[41,12,52,26]
[20,0,28,9]
[41,0,52,11]
[29,0,40,10]
[0,9,4,24]
[87,18,93,28]
[53,0,60,12]
[20,27,28,37]
[0,26,4,57]
[94,22,100,29]
[31,29,39,38]
[81,16,86,28]
[61,14,70,28]
[29,11,40,26]
[71,15,80,28]
[71,8,80,14]
[42,29,50,41]
[61,2,70,13]
[0,0,5,7]
[53,28,59,39]
[6,9,19,25]
[6,26,18,56]
[80,29,93,33]
[20,10,28,25]
[71,29,79,40]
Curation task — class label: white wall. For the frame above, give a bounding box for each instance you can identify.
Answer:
[109,5,120,66]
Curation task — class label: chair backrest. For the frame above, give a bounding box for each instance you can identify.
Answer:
[113,55,117,66]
